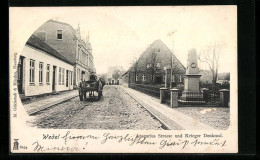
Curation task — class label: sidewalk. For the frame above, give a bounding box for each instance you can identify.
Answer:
[23,90,78,115]
[119,85,214,130]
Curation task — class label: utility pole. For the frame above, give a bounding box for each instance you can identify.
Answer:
[167,30,177,88]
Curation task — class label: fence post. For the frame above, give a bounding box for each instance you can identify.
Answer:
[160,88,167,103]
[170,89,179,108]
[201,88,209,102]
[219,89,230,107]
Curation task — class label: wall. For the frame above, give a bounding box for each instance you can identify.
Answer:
[75,64,90,87]
[33,20,77,64]
[34,20,95,87]
[21,45,74,96]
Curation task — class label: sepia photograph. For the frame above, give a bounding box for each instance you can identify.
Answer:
[9,6,238,153]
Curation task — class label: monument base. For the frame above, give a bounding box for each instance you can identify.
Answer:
[178,99,206,105]
[179,91,205,105]
[180,91,203,101]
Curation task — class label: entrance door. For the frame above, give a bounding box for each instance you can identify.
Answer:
[17,56,24,94]
[52,66,56,92]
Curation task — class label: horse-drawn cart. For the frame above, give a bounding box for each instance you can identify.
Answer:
[78,75,105,101]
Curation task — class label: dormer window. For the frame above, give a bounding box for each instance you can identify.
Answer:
[57,30,63,39]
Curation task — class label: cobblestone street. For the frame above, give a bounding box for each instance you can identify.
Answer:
[27,85,164,130]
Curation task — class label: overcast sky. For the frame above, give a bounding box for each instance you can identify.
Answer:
[11,6,237,74]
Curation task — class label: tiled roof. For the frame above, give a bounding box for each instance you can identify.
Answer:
[26,35,74,65]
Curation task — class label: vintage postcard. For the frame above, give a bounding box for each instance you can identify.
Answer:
[9,6,237,153]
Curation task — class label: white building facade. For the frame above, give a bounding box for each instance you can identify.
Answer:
[18,35,74,97]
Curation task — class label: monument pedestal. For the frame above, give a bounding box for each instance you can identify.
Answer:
[180,74,203,102]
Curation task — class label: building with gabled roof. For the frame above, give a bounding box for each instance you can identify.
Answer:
[123,39,185,86]
[17,35,74,97]
[33,19,95,88]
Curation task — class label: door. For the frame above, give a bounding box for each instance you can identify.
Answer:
[52,66,56,91]
[17,56,24,94]
[66,70,68,87]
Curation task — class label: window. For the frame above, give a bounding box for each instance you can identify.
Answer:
[66,70,68,87]
[77,68,80,82]
[142,74,146,81]
[62,68,64,85]
[59,67,61,85]
[136,75,138,81]
[39,62,43,84]
[46,64,50,84]
[171,74,175,82]
[29,59,35,84]
[71,71,73,85]
[179,75,182,82]
[57,30,63,39]
[146,63,151,69]
[156,62,161,68]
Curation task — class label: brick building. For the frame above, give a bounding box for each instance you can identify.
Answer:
[123,39,185,85]
[18,35,74,97]
[33,19,95,88]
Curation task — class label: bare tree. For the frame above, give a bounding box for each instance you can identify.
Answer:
[112,69,120,80]
[131,57,140,83]
[147,48,160,82]
[198,42,224,85]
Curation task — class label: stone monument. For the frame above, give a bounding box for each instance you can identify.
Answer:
[181,49,202,101]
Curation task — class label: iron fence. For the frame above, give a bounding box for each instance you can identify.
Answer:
[129,83,223,107]
[178,91,220,107]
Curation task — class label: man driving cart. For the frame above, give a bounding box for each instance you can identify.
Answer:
[78,74,105,101]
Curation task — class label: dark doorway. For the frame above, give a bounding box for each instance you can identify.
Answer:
[155,76,163,84]
[81,71,85,81]
[17,56,24,94]
[66,70,68,87]
[52,66,56,92]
